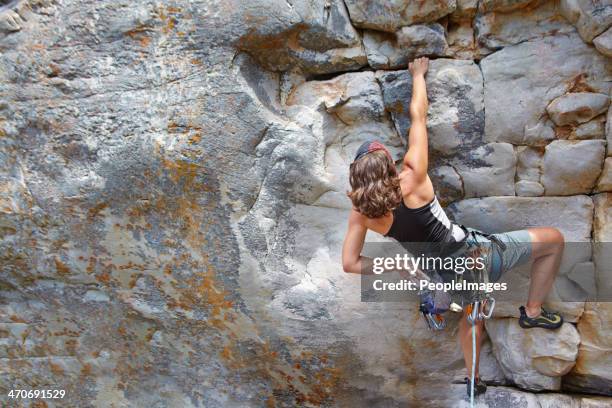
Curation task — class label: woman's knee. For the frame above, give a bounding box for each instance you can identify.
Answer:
[529,227,565,257]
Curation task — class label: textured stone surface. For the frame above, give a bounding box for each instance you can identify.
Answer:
[363,23,448,70]
[560,0,612,42]
[516,180,544,197]
[596,157,612,192]
[476,0,574,50]
[546,92,610,126]
[449,196,594,241]
[482,32,611,145]
[565,302,612,395]
[486,318,580,391]
[594,26,612,56]
[1,0,611,406]
[541,140,606,195]
[593,193,612,300]
[343,0,457,32]
[574,119,606,140]
[452,143,516,198]
[377,59,484,155]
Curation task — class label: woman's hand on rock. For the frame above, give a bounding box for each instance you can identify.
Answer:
[409,56,429,77]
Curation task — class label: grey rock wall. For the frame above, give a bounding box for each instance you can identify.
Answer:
[0,0,611,407]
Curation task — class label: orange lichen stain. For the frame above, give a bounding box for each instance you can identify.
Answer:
[96,271,111,284]
[31,401,48,408]
[117,326,127,336]
[555,125,573,139]
[190,58,201,65]
[163,264,172,276]
[221,345,233,360]
[81,363,92,377]
[567,73,596,93]
[54,258,71,276]
[49,361,64,376]
[128,273,141,289]
[86,256,97,274]
[145,328,156,342]
[9,315,26,323]
[188,132,202,144]
[125,25,151,47]
[65,339,78,355]
[88,202,108,218]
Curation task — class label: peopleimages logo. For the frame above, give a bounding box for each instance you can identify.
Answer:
[371,253,487,275]
[372,278,508,294]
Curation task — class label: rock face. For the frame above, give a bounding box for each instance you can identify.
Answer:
[546,92,610,126]
[376,59,484,155]
[486,318,580,391]
[541,140,606,195]
[481,32,611,145]
[363,23,448,69]
[343,0,457,32]
[594,27,612,56]
[1,0,612,407]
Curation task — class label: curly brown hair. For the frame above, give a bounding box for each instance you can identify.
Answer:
[347,150,403,218]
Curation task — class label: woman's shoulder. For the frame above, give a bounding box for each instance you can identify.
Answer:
[349,208,367,224]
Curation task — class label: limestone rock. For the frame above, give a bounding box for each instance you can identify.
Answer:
[430,165,464,205]
[1,0,612,405]
[565,302,612,395]
[448,195,594,241]
[452,143,516,198]
[446,21,478,59]
[541,140,606,195]
[237,0,366,74]
[486,318,579,391]
[594,26,612,56]
[363,24,447,70]
[343,0,457,32]
[595,157,612,192]
[560,0,612,42]
[479,0,536,13]
[452,0,479,20]
[546,92,610,126]
[476,0,574,50]
[377,59,484,155]
[481,32,611,145]
[516,146,544,182]
[516,180,544,197]
[593,193,612,300]
[573,119,605,140]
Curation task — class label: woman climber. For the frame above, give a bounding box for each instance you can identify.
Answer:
[341,56,565,397]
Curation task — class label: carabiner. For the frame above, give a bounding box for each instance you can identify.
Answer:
[425,313,446,330]
[478,297,495,320]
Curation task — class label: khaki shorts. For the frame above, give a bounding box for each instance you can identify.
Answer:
[464,227,533,283]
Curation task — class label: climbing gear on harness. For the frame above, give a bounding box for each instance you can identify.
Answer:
[419,289,450,330]
[518,305,563,330]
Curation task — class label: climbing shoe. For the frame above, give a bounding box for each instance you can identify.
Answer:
[518,306,563,329]
[465,377,487,397]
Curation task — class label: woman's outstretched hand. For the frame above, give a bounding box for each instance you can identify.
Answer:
[409,56,429,77]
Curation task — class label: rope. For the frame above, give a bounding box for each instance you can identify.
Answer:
[470,318,476,408]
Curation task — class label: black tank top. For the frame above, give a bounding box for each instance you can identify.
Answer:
[384,196,466,243]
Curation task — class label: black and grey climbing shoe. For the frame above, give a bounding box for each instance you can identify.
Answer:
[465,377,487,397]
[518,306,563,329]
